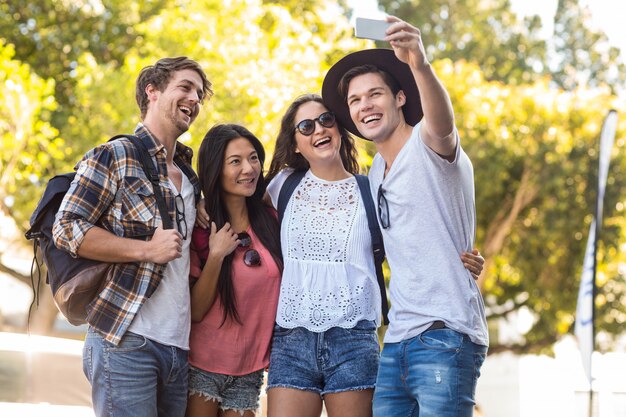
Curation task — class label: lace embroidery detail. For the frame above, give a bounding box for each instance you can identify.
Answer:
[276,174,379,330]
[278,282,373,329]
[285,177,358,262]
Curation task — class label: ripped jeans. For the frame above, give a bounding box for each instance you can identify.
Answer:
[372,328,487,417]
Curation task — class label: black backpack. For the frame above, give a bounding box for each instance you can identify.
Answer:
[24,134,174,325]
[277,170,389,325]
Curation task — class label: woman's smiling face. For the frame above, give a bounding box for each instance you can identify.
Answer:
[293,101,343,169]
[220,137,261,199]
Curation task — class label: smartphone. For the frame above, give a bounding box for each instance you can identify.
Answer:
[354,17,392,41]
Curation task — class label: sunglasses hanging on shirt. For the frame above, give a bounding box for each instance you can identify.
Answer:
[377,185,390,229]
[174,194,188,239]
[237,232,261,267]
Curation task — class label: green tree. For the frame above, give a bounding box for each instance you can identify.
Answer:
[440,59,626,352]
[368,0,626,352]
[0,0,173,179]
[1,0,372,334]
[552,0,626,93]
[0,43,67,332]
[0,43,64,230]
[378,0,626,93]
[62,0,370,157]
[376,0,548,84]
[0,0,169,111]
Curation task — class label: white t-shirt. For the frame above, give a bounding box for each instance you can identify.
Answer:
[267,169,381,331]
[128,170,196,349]
[368,123,488,347]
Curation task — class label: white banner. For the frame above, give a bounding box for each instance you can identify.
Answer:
[575,221,595,383]
[575,110,618,384]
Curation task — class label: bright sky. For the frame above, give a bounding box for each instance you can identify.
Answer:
[348,0,626,55]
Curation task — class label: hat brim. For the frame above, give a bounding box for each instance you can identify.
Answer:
[322,49,423,140]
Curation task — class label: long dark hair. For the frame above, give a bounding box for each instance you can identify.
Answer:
[266,94,359,182]
[197,124,282,326]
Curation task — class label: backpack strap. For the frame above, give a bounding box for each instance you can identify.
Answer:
[277,170,307,224]
[355,174,390,325]
[172,144,200,205]
[109,134,174,230]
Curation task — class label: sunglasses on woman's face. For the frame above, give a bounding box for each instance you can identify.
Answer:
[237,232,261,267]
[294,112,336,136]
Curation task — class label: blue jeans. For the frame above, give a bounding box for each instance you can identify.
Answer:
[373,328,487,417]
[83,329,189,417]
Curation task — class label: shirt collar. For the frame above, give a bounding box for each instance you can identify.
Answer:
[134,123,163,157]
[133,123,194,163]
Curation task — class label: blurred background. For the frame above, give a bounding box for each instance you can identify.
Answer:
[1,0,625,416]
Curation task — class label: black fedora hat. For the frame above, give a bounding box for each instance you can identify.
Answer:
[322,48,423,140]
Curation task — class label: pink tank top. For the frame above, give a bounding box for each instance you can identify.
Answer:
[188,225,281,375]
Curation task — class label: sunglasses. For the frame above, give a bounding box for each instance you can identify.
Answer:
[237,232,261,267]
[295,111,336,136]
[174,194,188,239]
[377,185,390,230]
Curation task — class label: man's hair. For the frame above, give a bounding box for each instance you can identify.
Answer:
[135,56,213,119]
[338,64,402,102]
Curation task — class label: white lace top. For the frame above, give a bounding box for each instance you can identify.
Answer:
[267,169,381,331]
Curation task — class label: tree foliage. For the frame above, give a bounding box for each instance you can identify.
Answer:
[374,0,626,352]
[0,0,169,111]
[378,0,625,92]
[552,0,626,93]
[0,43,65,228]
[0,0,624,350]
[60,0,369,152]
[440,60,626,353]
[376,0,548,84]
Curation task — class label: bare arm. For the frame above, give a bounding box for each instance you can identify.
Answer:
[385,15,456,158]
[190,222,239,322]
[77,225,183,264]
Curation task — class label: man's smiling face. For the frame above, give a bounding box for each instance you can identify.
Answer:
[346,72,406,143]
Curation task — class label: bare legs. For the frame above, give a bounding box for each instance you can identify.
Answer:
[186,394,257,417]
[267,387,373,417]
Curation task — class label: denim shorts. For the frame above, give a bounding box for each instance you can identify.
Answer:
[266,320,380,396]
[188,366,264,413]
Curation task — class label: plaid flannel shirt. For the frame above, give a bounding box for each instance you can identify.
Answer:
[52,124,200,345]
